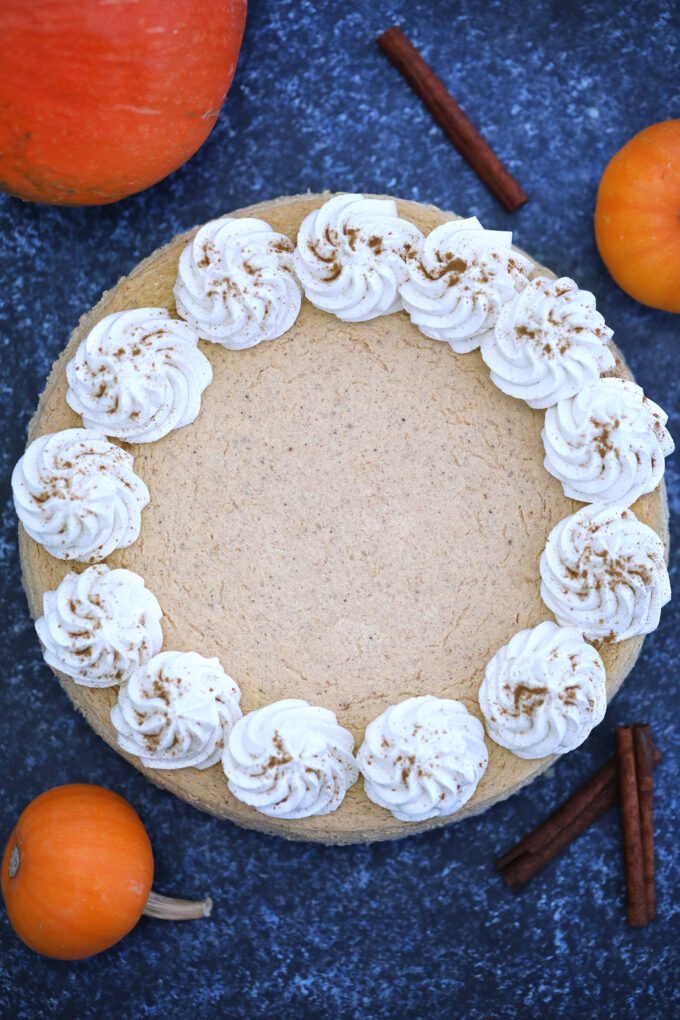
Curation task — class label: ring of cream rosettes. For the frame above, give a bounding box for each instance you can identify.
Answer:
[13,195,673,825]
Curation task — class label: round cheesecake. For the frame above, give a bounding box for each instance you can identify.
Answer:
[18,193,669,843]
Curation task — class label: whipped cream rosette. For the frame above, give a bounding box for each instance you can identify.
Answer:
[66,308,213,443]
[479,621,606,759]
[399,216,533,353]
[174,217,302,349]
[36,564,163,688]
[540,504,670,642]
[111,651,242,770]
[12,428,149,562]
[542,378,674,507]
[357,696,488,822]
[293,193,424,321]
[481,276,615,409]
[222,699,358,818]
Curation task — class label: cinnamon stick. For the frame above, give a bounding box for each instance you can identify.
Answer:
[497,743,661,891]
[376,26,528,213]
[616,725,648,927]
[632,724,656,922]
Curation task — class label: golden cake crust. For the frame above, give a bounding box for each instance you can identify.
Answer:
[19,193,668,843]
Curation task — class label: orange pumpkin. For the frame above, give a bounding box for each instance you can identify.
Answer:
[594,120,680,313]
[0,0,247,206]
[2,784,154,959]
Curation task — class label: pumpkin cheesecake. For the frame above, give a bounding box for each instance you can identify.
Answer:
[14,193,671,843]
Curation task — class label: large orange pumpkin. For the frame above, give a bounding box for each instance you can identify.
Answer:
[2,784,154,959]
[594,120,680,313]
[0,0,247,206]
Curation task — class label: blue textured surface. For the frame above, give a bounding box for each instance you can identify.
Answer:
[1,1,679,1017]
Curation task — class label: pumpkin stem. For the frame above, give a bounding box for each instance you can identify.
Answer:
[143,890,212,921]
[8,845,20,879]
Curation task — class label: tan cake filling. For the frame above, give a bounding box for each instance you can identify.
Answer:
[20,194,667,843]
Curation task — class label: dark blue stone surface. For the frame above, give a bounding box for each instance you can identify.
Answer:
[1,1,679,1017]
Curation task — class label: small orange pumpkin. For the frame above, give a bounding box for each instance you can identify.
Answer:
[2,784,211,960]
[2,784,154,959]
[594,120,680,313]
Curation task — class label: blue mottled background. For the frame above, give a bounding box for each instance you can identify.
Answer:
[1,1,679,1017]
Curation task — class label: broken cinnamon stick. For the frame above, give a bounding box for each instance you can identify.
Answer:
[633,724,656,921]
[497,742,661,891]
[377,25,528,212]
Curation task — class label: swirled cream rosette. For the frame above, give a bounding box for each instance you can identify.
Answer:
[540,504,670,642]
[223,699,358,819]
[174,217,302,349]
[66,307,212,443]
[12,428,149,563]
